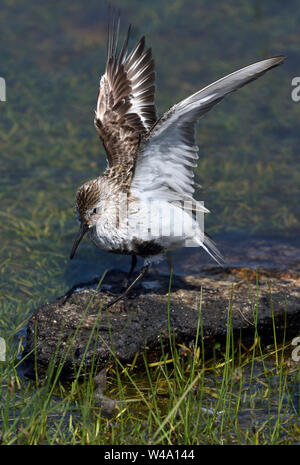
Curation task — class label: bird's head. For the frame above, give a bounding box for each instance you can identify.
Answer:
[70,180,101,260]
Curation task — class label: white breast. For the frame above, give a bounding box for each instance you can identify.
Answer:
[89,193,206,255]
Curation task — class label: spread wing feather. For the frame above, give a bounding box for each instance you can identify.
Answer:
[95,19,157,167]
[131,56,284,263]
[131,56,285,201]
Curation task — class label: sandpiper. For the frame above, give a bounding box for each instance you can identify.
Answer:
[70,18,285,307]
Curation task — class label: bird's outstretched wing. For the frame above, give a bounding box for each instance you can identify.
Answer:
[95,19,157,168]
[131,56,285,201]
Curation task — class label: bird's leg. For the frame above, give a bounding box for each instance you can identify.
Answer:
[122,255,137,310]
[120,255,138,291]
[104,263,149,310]
[125,255,137,287]
[166,251,173,276]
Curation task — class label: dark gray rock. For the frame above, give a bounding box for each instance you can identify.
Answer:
[23,266,300,379]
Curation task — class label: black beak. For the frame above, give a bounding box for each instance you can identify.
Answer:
[70,222,89,260]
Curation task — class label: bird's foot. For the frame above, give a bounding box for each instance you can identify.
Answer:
[102,264,150,311]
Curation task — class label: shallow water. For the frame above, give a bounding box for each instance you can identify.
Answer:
[0,0,299,444]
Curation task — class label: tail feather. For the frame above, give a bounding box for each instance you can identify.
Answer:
[202,234,224,266]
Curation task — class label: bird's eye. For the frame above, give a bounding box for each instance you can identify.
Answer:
[93,208,97,214]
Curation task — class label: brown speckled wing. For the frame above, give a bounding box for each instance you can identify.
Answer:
[94,19,157,168]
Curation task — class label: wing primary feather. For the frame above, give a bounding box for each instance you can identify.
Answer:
[118,24,131,65]
[113,15,120,57]
[95,19,157,168]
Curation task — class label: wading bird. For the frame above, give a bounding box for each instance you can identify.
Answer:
[70,18,284,308]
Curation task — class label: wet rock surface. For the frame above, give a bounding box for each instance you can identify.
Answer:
[23,266,300,380]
